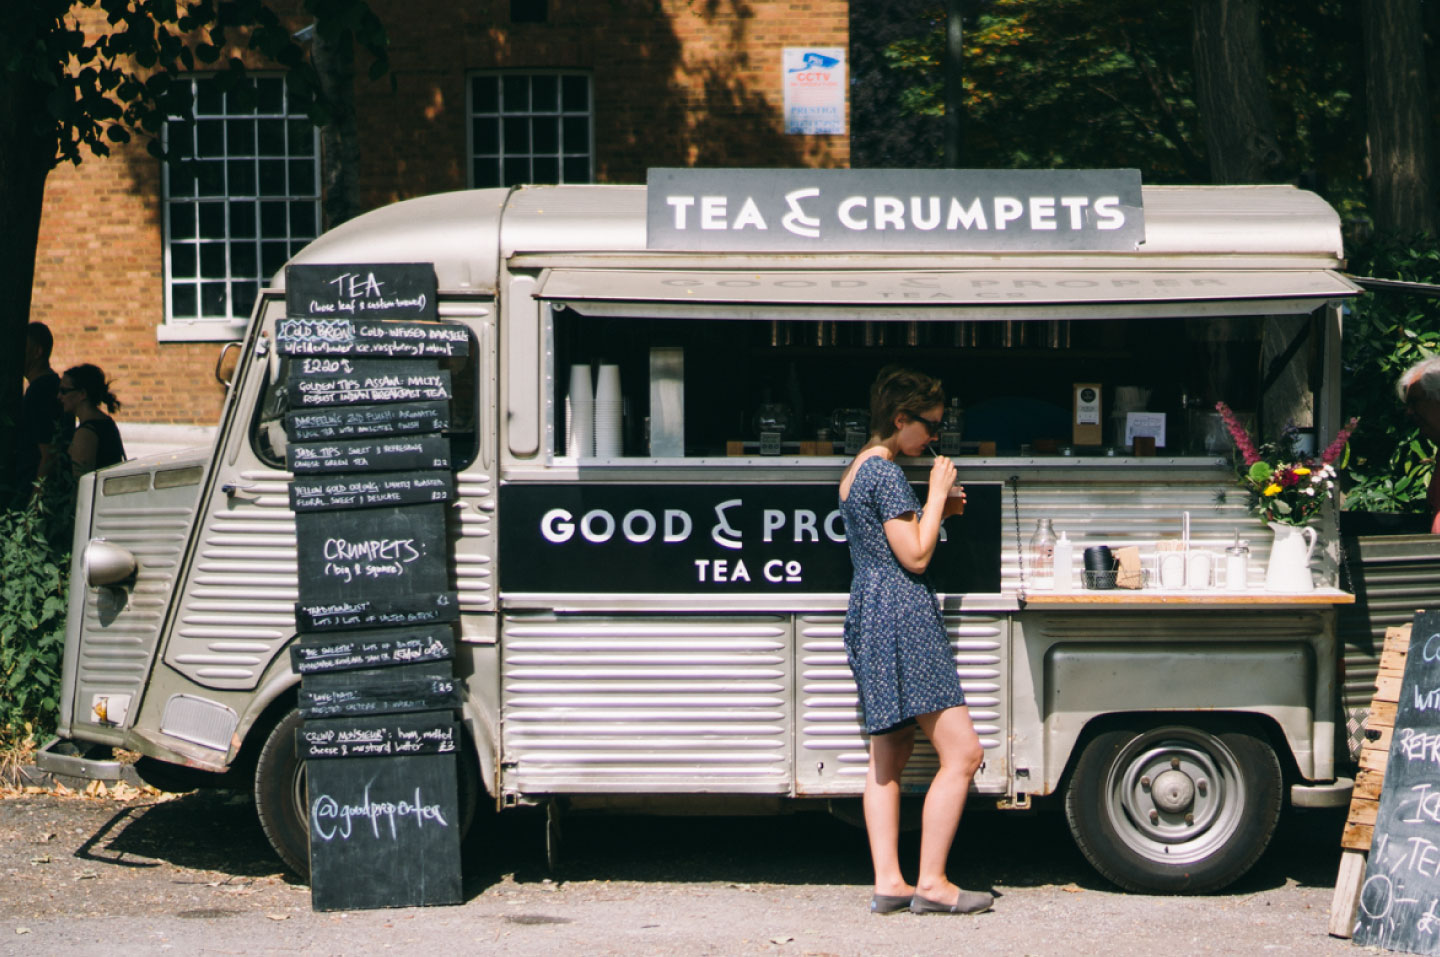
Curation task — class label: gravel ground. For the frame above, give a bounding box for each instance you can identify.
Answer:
[0,783,1367,956]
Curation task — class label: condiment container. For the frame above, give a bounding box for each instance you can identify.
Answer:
[1225,540,1250,591]
[1187,550,1214,589]
[1052,531,1074,590]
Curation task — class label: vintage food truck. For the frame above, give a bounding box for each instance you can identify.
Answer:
[42,169,1369,893]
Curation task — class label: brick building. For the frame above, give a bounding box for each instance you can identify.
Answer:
[31,1,849,453]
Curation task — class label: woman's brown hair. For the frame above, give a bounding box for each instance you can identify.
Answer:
[868,365,945,438]
[64,363,122,414]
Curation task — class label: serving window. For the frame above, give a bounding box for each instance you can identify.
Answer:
[545,305,1329,461]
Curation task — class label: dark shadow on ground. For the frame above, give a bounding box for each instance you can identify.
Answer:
[88,789,301,883]
[85,788,1348,902]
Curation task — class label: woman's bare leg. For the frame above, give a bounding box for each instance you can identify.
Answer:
[863,726,916,896]
[912,706,983,903]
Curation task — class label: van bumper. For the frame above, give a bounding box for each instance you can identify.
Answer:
[1290,776,1354,808]
[35,737,126,781]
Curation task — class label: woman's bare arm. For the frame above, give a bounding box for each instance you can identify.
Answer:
[882,456,956,574]
[69,426,97,475]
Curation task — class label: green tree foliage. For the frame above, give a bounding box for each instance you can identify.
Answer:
[1,0,389,168]
[0,472,76,748]
[1340,243,1440,514]
[879,1,1365,206]
[883,0,1206,178]
[0,0,389,493]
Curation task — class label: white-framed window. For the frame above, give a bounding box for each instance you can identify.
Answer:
[468,72,593,188]
[160,75,319,340]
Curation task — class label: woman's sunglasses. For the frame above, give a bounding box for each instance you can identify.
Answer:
[910,412,943,436]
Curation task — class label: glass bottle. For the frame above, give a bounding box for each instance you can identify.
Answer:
[1028,518,1056,588]
[939,397,965,455]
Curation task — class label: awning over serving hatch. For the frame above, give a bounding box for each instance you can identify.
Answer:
[533,267,1361,321]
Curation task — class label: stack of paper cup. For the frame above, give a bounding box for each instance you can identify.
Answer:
[593,364,623,458]
[566,364,594,458]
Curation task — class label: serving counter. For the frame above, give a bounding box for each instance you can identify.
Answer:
[1023,588,1354,606]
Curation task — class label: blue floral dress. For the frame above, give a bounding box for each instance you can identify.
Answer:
[839,456,965,735]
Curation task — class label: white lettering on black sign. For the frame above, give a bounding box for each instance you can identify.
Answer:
[286,434,450,474]
[291,625,455,674]
[1355,611,1440,952]
[499,482,1003,596]
[290,471,454,512]
[276,318,469,358]
[286,360,452,408]
[284,263,440,322]
[284,400,450,442]
[647,168,1144,252]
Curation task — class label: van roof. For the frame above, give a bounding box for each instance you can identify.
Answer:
[282,183,1345,296]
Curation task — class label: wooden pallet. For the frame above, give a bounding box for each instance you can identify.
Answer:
[1328,622,1411,938]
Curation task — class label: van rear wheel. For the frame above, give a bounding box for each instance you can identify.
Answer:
[1064,721,1282,893]
[254,708,310,878]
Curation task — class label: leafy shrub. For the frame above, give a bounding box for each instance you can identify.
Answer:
[1341,240,1440,513]
[0,473,75,750]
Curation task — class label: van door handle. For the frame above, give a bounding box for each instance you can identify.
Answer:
[222,483,261,501]
[214,341,241,386]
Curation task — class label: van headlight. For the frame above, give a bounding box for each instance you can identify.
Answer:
[85,539,137,586]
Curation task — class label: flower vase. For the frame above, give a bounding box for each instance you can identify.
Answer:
[1264,522,1317,592]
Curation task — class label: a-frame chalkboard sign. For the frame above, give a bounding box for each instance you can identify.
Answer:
[1354,609,1440,953]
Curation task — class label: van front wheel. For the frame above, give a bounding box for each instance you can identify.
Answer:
[1064,722,1282,893]
[254,708,310,879]
[252,706,484,880]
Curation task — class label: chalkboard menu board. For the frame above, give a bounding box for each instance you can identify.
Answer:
[285,400,451,442]
[300,712,460,760]
[290,472,455,512]
[277,319,468,358]
[280,270,465,912]
[287,434,451,474]
[287,361,452,408]
[285,263,440,322]
[305,749,462,911]
[1355,609,1440,952]
[290,625,455,674]
[296,593,459,632]
[298,663,460,718]
[295,505,448,603]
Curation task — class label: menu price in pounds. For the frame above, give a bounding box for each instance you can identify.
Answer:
[1355,609,1440,954]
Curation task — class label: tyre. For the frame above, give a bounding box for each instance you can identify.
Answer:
[254,708,310,878]
[252,707,484,880]
[1064,721,1282,893]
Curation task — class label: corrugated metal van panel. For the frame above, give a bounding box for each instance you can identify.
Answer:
[1339,534,1440,719]
[456,474,495,611]
[501,617,791,794]
[164,470,296,689]
[77,490,200,729]
[795,615,1009,796]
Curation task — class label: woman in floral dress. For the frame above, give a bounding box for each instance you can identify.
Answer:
[837,367,991,916]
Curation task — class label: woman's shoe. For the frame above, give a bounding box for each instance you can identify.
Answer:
[909,890,993,914]
[869,893,913,914]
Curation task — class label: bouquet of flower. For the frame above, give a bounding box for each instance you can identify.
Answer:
[1215,402,1358,526]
